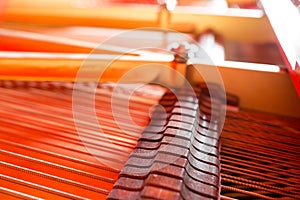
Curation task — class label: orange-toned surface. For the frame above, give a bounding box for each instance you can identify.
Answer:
[0,25,190,52]
[0,25,189,82]
[0,1,218,30]
[0,26,122,53]
[2,0,227,8]
[0,81,166,199]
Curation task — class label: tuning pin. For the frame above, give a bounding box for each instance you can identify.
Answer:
[168,42,188,63]
[168,41,200,63]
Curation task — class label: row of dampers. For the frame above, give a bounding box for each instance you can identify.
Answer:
[108,86,223,200]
